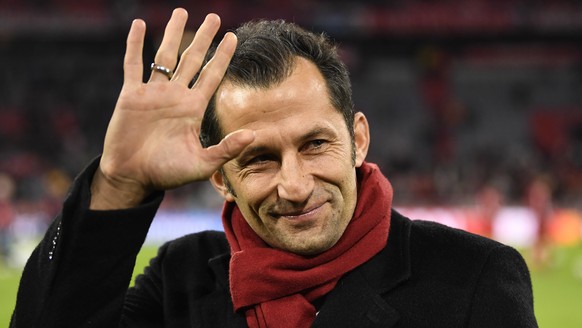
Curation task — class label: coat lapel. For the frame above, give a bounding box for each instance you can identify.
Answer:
[312,210,412,328]
[207,253,248,328]
[312,269,400,328]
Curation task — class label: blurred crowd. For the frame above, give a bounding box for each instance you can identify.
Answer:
[1,0,582,266]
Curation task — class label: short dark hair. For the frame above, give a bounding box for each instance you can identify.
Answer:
[199,19,355,151]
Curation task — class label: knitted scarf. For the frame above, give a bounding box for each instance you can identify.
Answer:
[222,162,393,328]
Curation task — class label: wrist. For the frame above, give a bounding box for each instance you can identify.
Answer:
[89,167,152,210]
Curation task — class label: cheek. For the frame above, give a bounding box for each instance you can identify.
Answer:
[310,151,355,184]
[235,174,277,210]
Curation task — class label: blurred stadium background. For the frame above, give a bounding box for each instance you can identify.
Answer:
[1,0,581,326]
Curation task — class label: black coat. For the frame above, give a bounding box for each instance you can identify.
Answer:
[11,161,538,327]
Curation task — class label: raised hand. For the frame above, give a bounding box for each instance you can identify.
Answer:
[90,9,254,210]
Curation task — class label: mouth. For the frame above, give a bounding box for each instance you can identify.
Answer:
[270,202,325,220]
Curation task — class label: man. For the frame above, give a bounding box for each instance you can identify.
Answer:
[11,8,538,328]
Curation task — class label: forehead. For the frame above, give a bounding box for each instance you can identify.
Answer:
[214,58,341,134]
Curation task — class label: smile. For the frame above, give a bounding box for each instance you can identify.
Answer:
[272,203,325,221]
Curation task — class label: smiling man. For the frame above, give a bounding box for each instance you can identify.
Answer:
[12,8,537,328]
[211,57,368,256]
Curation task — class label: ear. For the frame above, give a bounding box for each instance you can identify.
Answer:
[353,112,370,168]
[210,170,236,202]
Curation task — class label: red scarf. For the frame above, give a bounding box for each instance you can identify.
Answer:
[222,162,393,328]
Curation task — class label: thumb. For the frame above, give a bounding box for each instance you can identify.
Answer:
[204,129,255,167]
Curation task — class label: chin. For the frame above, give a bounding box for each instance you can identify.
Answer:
[282,236,339,256]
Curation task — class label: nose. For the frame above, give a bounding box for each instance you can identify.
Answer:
[276,155,314,203]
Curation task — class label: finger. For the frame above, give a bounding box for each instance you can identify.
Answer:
[123,19,146,87]
[149,8,188,82]
[191,32,237,102]
[172,13,222,85]
[202,129,255,168]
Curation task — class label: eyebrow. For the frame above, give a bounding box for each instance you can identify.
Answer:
[235,125,337,163]
[300,126,335,142]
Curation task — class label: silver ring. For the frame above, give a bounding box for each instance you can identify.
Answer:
[150,63,173,79]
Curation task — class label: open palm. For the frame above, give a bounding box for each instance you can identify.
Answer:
[93,9,254,209]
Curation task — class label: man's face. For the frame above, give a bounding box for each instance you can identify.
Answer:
[211,57,369,255]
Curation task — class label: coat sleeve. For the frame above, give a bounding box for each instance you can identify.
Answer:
[10,159,163,328]
[467,245,538,328]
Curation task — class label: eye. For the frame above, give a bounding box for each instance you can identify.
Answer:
[303,139,328,152]
[311,139,326,147]
[246,154,275,166]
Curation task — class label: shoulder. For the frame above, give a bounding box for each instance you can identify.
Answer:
[391,210,525,277]
[159,230,230,260]
[393,210,507,254]
[367,211,536,326]
[136,230,230,291]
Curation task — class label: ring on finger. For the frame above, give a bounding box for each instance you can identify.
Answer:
[150,63,174,80]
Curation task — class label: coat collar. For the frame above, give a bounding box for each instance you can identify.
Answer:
[207,209,412,328]
[312,210,411,328]
[208,253,247,327]
[359,210,412,294]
